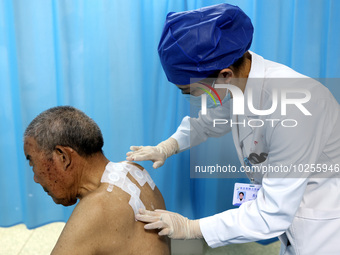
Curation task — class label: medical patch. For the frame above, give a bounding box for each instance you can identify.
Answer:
[123,163,147,187]
[142,169,155,190]
[129,196,146,215]
[101,161,155,216]
[122,162,155,190]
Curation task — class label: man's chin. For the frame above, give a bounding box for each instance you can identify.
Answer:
[52,197,77,206]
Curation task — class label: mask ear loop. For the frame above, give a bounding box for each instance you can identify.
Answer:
[212,79,228,106]
[211,79,216,92]
[218,76,230,101]
[214,80,230,103]
[210,79,216,101]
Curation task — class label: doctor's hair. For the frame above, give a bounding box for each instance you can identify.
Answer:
[24,106,104,157]
[229,51,251,76]
[206,51,251,79]
[239,192,244,196]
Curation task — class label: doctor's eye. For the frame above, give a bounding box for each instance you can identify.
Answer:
[181,90,190,95]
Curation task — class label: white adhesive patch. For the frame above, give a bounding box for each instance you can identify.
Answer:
[130,169,147,186]
[101,162,156,215]
[121,162,148,187]
[121,178,141,198]
[142,170,155,190]
[108,172,120,182]
[101,164,127,191]
[129,196,145,216]
[121,161,132,169]
[128,184,137,193]
[107,184,114,192]
[134,170,144,179]
[111,162,129,174]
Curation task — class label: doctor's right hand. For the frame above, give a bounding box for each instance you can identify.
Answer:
[126,138,179,169]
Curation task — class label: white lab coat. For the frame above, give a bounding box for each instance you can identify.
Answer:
[171,52,340,254]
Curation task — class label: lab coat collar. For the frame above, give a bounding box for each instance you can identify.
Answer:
[230,104,253,146]
[242,51,265,118]
[230,52,266,165]
[230,101,247,166]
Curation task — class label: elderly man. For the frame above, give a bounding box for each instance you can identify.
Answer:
[23,106,170,255]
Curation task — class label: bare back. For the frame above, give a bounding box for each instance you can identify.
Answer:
[51,162,170,255]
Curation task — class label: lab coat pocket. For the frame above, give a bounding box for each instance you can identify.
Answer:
[290,207,340,254]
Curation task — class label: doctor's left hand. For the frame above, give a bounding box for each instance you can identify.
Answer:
[136,209,202,239]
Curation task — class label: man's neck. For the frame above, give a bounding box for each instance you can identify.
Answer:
[76,153,110,199]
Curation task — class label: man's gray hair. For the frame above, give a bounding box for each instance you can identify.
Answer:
[24,106,104,156]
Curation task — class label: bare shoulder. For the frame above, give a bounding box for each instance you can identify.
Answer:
[52,185,134,255]
[124,161,144,170]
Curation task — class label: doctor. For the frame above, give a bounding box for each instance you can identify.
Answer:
[126,4,340,255]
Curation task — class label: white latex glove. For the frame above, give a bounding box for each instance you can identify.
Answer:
[135,208,202,240]
[126,138,179,169]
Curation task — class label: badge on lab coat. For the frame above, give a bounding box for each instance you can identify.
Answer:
[232,183,262,206]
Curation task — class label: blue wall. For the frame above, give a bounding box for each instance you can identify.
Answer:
[0,0,339,230]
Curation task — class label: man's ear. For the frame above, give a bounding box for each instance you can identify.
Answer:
[218,68,234,84]
[54,146,73,170]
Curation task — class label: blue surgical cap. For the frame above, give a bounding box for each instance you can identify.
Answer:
[158,3,254,85]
